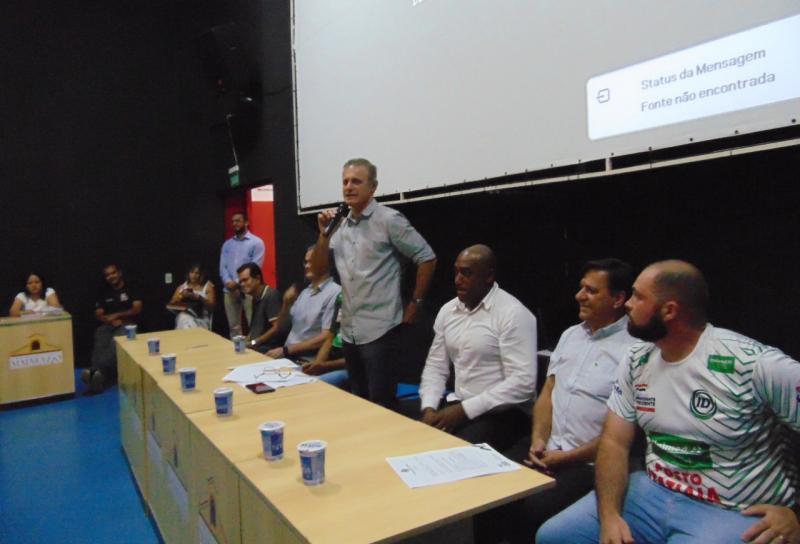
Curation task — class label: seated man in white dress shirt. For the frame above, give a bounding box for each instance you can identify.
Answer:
[418,244,538,451]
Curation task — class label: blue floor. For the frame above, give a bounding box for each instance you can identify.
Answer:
[0,372,161,544]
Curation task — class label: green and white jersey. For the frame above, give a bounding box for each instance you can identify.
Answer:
[608,324,800,510]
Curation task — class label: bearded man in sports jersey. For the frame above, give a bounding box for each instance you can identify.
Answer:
[537,260,800,544]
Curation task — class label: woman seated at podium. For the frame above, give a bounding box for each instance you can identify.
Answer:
[167,264,216,329]
[9,272,62,316]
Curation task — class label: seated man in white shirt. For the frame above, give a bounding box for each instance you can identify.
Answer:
[502,258,635,543]
[418,244,537,451]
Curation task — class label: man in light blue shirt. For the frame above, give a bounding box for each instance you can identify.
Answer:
[500,259,635,543]
[312,158,436,409]
[219,211,265,337]
[267,247,341,361]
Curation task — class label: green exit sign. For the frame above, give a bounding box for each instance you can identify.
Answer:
[228,165,240,188]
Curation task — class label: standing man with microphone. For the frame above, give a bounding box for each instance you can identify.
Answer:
[312,158,437,410]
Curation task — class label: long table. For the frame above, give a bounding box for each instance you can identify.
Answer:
[0,313,75,406]
[117,328,553,543]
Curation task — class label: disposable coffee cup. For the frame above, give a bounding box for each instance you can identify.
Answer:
[214,387,234,417]
[124,324,137,340]
[161,353,177,374]
[147,337,160,355]
[259,421,285,461]
[179,367,196,391]
[298,440,327,485]
[233,335,246,354]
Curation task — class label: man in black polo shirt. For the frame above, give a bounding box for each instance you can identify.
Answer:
[82,263,143,393]
[237,262,283,354]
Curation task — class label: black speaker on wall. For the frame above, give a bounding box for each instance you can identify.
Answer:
[196,22,263,161]
[196,22,249,97]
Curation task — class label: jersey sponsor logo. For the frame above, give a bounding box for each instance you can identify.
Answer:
[649,432,713,470]
[690,390,717,420]
[707,354,735,374]
[635,393,655,412]
[648,462,721,505]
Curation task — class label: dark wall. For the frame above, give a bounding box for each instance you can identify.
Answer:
[4,1,798,373]
[224,0,316,287]
[400,146,800,358]
[3,1,248,362]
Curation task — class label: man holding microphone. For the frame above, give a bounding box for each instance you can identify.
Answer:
[311,158,436,410]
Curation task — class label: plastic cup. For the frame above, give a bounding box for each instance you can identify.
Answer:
[147,338,160,355]
[233,335,246,354]
[298,440,327,485]
[161,353,177,374]
[179,367,196,391]
[124,324,137,340]
[259,421,285,461]
[214,387,233,417]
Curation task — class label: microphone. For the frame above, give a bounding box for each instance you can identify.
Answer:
[324,203,349,237]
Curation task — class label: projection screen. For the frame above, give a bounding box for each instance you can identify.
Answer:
[292,1,800,210]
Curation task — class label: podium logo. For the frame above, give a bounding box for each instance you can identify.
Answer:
[9,334,63,370]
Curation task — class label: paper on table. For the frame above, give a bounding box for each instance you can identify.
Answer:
[222,359,315,389]
[386,443,519,488]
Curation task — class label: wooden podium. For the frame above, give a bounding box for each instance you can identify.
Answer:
[0,313,75,406]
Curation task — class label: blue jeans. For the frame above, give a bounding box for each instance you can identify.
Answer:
[536,472,758,544]
[318,369,349,389]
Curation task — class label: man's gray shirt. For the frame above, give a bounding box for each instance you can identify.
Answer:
[329,199,435,345]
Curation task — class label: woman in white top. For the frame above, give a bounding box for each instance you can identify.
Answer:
[168,264,216,329]
[9,272,62,316]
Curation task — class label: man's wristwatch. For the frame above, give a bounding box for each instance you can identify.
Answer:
[250,339,257,347]
[411,298,425,306]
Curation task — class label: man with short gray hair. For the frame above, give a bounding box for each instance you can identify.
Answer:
[312,158,437,409]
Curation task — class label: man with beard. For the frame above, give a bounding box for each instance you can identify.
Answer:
[220,211,265,338]
[417,244,537,451]
[83,263,143,393]
[537,260,800,544]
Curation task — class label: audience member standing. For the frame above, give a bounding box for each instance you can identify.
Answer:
[219,212,264,337]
